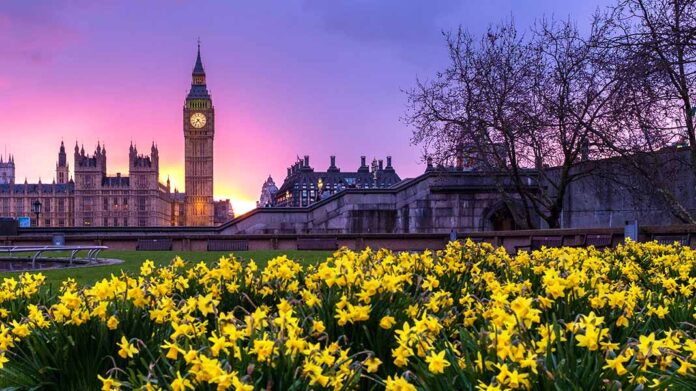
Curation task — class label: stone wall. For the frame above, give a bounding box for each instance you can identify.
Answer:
[560,150,696,228]
[220,171,525,234]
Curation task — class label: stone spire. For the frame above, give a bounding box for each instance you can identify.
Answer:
[56,141,69,184]
[193,39,205,76]
[187,40,210,99]
[57,141,67,167]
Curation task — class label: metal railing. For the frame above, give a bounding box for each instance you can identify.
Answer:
[0,245,108,269]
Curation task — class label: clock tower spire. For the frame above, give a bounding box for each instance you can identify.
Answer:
[183,41,215,226]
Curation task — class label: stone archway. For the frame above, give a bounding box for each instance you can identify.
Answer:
[480,200,527,231]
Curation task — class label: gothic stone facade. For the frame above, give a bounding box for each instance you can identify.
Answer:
[0,182,75,227]
[72,142,172,227]
[0,144,75,227]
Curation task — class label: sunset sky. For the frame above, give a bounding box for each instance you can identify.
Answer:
[0,0,608,214]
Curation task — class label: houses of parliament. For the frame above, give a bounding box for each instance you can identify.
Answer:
[0,45,231,227]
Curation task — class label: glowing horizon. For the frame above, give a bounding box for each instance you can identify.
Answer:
[0,1,609,215]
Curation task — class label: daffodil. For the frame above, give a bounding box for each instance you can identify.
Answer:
[117,336,138,359]
[425,350,451,374]
[170,371,193,391]
[364,357,382,373]
[98,374,122,391]
[384,375,417,391]
[380,315,396,329]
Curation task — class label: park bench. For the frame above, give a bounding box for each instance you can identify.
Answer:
[207,239,249,251]
[297,238,338,251]
[585,234,613,249]
[531,236,563,250]
[563,234,586,247]
[652,234,690,246]
[458,237,485,245]
[515,235,562,253]
[136,238,172,251]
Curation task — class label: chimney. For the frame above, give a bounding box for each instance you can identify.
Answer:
[386,156,392,168]
[357,155,369,173]
[378,160,384,171]
[330,155,336,167]
[304,155,310,167]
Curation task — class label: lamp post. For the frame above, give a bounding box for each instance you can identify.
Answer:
[32,199,42,227]
[317,178,324,201]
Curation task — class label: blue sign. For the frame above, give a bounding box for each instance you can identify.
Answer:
[18,217,31,228]
[52,235,65,246]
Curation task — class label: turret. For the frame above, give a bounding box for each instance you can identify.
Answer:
[56,141,69,184]
[73,142,106,176]
[0,151,15,185]
[151,142,159,168]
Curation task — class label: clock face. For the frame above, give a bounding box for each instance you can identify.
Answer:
[190,113,207,128]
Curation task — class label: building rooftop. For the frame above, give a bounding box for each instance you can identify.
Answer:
[0,182,74,194]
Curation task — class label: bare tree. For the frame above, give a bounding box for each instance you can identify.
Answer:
[405,17,619,228]
[591,0,696,222]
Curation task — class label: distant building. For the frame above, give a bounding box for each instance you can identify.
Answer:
[0,44,232,227]
[214,199,234,224]
[0,146,74,227]
[257,175,278,207]
[274,155,401,207]
[72,142,172,227]
[0,180,75,227]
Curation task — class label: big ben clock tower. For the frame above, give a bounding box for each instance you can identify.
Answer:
[183,42,214,226]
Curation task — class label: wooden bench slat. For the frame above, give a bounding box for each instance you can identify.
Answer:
[652,235,689,246]
[207,239,249,251]
[136,239,172,251]
[530,236,563,250]
[297,238,338,251]
[586,234,612,248]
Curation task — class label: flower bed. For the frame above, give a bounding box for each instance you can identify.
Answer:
[0,240,695,390]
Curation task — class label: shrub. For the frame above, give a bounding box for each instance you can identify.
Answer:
[1,240,696,390]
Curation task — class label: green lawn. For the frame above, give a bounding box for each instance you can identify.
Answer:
[0,250,332,287]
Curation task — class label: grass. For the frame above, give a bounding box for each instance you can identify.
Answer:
[0,250,332,287]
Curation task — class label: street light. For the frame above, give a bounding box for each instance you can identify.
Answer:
[317,178,324,201]
[32,200,42,227]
